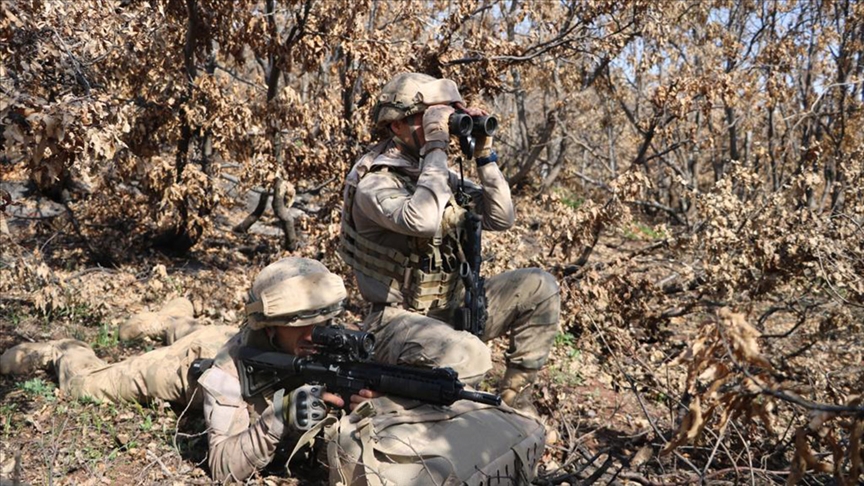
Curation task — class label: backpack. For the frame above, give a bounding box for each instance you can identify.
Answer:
[325,397,546,486]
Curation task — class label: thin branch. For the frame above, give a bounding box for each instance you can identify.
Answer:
[642,140,690,165]
[585,313,704,479]
[700,424,727,480]
[571,171,613,192]
[213,64,266,90]
[631,200,686,226]
[717,317,864,417]
[51,29,91,94]
[786,78,864,131]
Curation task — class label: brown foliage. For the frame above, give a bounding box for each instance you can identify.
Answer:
[2,0,864,484]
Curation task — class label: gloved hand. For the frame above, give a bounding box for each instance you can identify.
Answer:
[422,105,456,143]
[274,385,329,431]
[474,132,494,159]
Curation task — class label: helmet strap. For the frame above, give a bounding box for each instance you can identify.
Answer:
[410,129,423,154]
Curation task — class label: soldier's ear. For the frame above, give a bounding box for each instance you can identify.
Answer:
[388,120,401,135]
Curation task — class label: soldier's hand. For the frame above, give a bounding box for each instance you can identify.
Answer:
[423,104,455,143]
[458,105,494,159]
[276,384,331,431]
[349,388,382,411]
[474,132,494,159]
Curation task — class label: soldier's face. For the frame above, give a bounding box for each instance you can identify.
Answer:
[392,113,425,149]
[272,324,316,356]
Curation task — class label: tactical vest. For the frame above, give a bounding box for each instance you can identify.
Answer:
[340,143,466,314]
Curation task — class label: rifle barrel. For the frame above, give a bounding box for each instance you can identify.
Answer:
[459,389,502,406]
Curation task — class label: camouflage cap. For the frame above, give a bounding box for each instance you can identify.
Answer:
[372,72,463,129]
[245,257,347,329]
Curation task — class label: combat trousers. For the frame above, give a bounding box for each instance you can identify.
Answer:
[56,325,236,406]
[364,267,560,385]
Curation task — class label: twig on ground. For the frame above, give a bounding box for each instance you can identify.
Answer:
[730,421,754,486]
[580,453,614,484]
[173,387,207,467]
[43,414,71,486]
[558,415,581,470]
[700,424,727,480]
[142,450,174,483]
[617,466,790,485]
[68,266,118,280]
[628,239,669,260]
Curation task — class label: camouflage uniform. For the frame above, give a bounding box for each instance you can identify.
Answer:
[1,257,549,484]
[196,327,296,482]
[0,258,349,483]
[197,257,349,483]
[0,297,231,405]
[341,73,560,405]
[60,325,234,405]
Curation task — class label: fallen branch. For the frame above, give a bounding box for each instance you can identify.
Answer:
[717,321,864,417]
[617,466,789,486]
[584,312,704,479]
[141,450,175,483]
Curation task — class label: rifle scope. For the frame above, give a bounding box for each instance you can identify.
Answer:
[312,325,375,361]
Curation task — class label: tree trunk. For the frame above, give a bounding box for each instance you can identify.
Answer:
[234,190,270,233]
[509,108,558,189]
[272,178,298,251]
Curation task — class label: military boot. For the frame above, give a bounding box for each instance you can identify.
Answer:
[499,367,539,418]
[0,339,88,375]
[163,318,204,344]
[118,297,195,341]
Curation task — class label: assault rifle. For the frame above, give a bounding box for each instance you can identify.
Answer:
[235,325,501,407]
[453,210,487,338]
[450,109,496,338]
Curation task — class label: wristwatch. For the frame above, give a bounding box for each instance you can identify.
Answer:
[476,151,498,167]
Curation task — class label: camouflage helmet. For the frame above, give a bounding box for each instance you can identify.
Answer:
[245,257,347,329]
[371,72,463,129]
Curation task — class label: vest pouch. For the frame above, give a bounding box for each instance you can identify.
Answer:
[326,396,546,486]
[406,265,461,313]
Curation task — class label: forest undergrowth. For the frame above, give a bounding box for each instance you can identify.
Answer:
[3,1,864,484]
[1,172,861,485]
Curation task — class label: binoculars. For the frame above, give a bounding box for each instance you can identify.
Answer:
[447,112,498,159]
[449,113,498,138]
